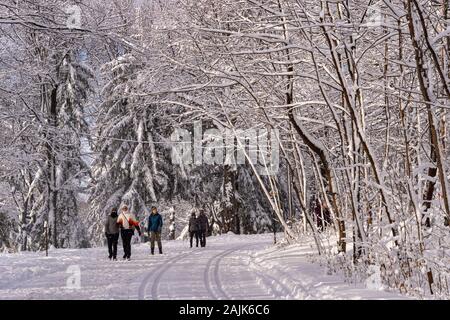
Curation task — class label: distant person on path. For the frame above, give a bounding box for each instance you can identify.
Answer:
[188,211,199,248]
[104,208,119,260]
[117,205,141,260]
[198,209,209,247]
[147,206,163,255]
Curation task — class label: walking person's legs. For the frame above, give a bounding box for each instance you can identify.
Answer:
[157,232,162,254]
[107,234,113,259]
[189,232,194,248]
[122,230,132,259]
[112,233,119,260]
[126,230,133,259]
[150,231,156,255]
[202,230,206,247]
[195,231,199,247]
[121,230,127,259]
[124,234,129,258]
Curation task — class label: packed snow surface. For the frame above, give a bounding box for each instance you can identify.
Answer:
[0,234,408,300]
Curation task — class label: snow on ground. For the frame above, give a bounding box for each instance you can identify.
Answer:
[0,233,408,300]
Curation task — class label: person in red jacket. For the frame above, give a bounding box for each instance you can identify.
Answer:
[117,205,141,260]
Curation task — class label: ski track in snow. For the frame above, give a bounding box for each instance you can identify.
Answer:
[0,234,409,300]
[138,250,191,300]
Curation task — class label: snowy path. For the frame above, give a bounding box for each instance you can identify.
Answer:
[0,234,407,300]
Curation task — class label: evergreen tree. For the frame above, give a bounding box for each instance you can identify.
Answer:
[89,53,168,243]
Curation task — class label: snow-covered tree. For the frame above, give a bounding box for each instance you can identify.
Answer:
[88,53,168,243]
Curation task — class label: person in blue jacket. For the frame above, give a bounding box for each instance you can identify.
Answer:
[147,206,163,255]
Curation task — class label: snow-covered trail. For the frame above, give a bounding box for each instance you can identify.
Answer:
[0,234,407,300]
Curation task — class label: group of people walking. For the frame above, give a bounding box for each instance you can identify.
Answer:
[104,205,162,260]
[104,205,209,260]
[188,209,209,248]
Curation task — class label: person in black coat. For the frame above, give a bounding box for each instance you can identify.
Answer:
[188,212,199,248]
[104,208,119,260]
[197,209,209,247]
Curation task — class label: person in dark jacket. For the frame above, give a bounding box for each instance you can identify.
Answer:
[188,212,199,248]
[105,208,120,260]
[147,206,163,255]
[197,209,209,247]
